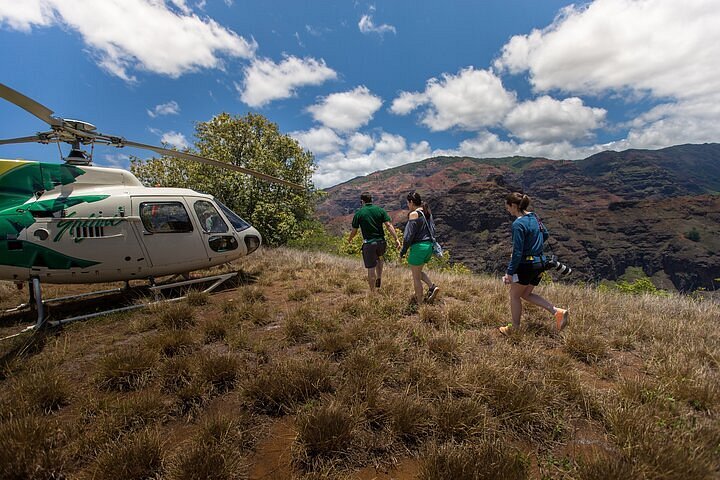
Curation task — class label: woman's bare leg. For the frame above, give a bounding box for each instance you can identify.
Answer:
[509,283,527,328]
[410,265,424,304]
[520,285,554,313]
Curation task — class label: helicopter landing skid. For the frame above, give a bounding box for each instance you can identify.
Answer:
[1,272,238,339]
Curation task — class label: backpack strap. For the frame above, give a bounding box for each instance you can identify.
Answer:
[416,208,437,243]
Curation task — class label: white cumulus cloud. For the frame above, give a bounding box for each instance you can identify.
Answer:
[391,67,516,131]
[307,86,382,132]
[238,55,337,107]
[493,0,720,153]
[160,131,189,150]
[290,127,344,155]
[314,132,431,188]
[389,91,427,115]
[0,0,54,31]
[147,100,181,118]
[0,0,256,82]
[494,0,720,100]
[503,96,606,143]
[347,133,374,153]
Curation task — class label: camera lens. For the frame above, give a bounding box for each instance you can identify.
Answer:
[545,257,572,276]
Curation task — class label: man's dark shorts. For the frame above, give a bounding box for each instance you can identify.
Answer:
[515,262,543,286]
[362,240,387,268]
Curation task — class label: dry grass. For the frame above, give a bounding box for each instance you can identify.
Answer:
[88,428,163,480]
[0,247,719,479]
[244,358,335,415]
[166,414,250,480]
[419,438,528,480]
[0,416,67,480]
[96,348,157,391]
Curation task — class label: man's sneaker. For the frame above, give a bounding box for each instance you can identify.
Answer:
[375,277,381,288]
[426,285,439,303]
[554,308,569,331]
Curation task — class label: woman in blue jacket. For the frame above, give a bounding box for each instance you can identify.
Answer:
[500,192,568,335]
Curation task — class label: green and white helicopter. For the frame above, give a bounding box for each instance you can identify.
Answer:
[0,83,302,333]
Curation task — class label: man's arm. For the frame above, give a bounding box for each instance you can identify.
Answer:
[384,221,401,250]
[347,227,359,244]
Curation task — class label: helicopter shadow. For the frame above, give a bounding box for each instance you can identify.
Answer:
[0,269,259,329]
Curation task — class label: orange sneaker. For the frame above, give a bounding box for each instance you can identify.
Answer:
[554,308,569,331]
[499,324,512,336]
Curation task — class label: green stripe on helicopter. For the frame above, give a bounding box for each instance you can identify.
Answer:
[0,195,110,238]
[0,160,86,212]
[0,241,98,269]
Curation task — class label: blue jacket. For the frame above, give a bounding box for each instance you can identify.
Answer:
[506,213,548,275]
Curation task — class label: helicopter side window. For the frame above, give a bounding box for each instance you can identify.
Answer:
[140,202,193,233]
[193,200,229,234]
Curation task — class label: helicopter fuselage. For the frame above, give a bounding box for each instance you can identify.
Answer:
[0,159,261,284]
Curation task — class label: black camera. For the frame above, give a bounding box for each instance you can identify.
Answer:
[545,255,572,275]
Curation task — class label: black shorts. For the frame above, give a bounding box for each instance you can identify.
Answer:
[362,240,387,268]
[514,262,543,286]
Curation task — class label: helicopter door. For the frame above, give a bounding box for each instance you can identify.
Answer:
[131,198,207,272]
[192,200,239,259]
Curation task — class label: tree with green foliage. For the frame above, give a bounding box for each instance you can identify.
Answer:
[131,112,319,246]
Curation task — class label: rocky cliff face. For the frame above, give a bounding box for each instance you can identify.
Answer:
[318,144,720,292]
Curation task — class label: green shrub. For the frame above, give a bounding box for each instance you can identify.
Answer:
[685,228,700,242]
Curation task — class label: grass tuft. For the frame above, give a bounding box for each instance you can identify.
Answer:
[197,352,239,394]
[295,399,356,467]
[419,438,528,480]
[157,302,196,329]
[146,329,195,357]
[167,415,249,480]
[201,317,228,343]
[0,416,66,480]
[19,368,71,413]
[96,348,157,391]
[245,358,334,415]
[186,290,210,306]
[563,331,609,364]
[90,429,163,480]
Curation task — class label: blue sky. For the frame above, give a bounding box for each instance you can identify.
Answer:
[1,0,718,188]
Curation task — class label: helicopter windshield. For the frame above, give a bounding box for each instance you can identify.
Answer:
[216,200,251,232]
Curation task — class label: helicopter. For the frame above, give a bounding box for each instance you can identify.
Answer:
[0,82,303,332]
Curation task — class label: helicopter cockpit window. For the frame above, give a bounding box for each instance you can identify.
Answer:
[216,200,251,232]
[193,200,229,234]
[140,202,193,233]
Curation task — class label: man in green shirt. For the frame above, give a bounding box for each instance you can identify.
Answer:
[348,192,401,291]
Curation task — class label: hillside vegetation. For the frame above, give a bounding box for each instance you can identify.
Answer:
[0,248,718,479]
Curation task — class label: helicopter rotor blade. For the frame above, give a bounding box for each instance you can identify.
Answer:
[0,134,44,146]
[122,139,304,190]
[0,83,61,127]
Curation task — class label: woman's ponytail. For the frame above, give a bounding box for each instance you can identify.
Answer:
[407,191,431,218]
[505,192,531,212]
[519,194,530,211]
